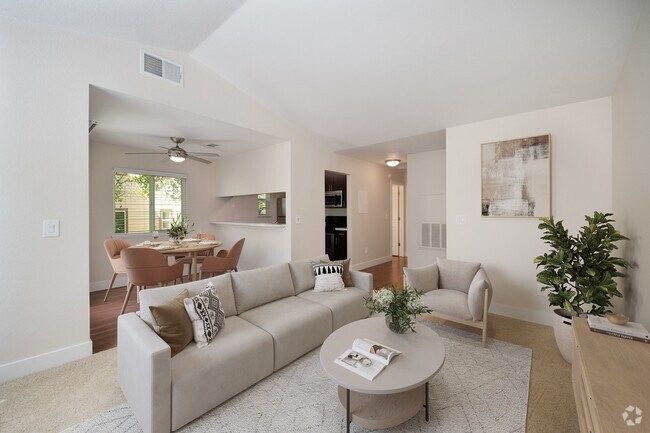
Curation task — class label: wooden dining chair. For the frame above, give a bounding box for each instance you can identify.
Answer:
[200,238,245,279]
[102,239,131,302]
[119,248,185,314]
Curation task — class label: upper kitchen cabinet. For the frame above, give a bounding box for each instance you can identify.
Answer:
[324,170,346,193]
[325,170,347,208]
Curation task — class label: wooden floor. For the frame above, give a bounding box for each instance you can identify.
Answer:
[89,257,407,354]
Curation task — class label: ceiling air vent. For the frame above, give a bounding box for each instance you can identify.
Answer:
[140,50,183,86]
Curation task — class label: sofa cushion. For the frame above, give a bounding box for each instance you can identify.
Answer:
[288,255,331,294]
[313,262,345,292]
[148,289,192,357]
[321,258,354,287]
[403,264,439,293]
[231,263,295,314]
[421,289,473,321]
[314,273,345,292]
[170,316,274,431]
[468,268,493,321]
[298,287,369,330]
[238,296,332,370]
[139,274,236,328]
[183,283,225,348]
[436,258,481,293]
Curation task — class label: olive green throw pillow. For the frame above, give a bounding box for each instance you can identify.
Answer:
[149,289,193,357]
[321,258,353,287]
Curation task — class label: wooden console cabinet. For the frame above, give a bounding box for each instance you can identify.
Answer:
[572,317,650,433]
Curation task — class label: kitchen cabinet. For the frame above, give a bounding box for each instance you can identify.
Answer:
[325,171,346,193]
[334,229,347,260]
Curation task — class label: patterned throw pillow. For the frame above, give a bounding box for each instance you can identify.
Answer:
[183,282,225,348]
[312,262,345,292]
[321,258,353,287]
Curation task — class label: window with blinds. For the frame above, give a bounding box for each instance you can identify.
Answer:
[113,170,186,234]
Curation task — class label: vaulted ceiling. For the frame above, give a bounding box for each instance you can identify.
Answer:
[2,0,644,156]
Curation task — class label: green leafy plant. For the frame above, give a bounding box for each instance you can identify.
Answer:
[534,211,630,315]
[365,286,431,333]
[167,214,194,241]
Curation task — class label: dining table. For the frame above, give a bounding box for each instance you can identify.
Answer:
[132,238,223,281]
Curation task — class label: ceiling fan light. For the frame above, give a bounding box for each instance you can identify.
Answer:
[169,155,185,163]
[385,159,401,167]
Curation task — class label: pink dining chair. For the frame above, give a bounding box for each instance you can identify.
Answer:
[200,238,245,279]
[174,233,218,278]
[102,239,131,302]
[119,248,184,314]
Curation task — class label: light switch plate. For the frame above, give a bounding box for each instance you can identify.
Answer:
[42,219,60,237]
[455,214,467,225]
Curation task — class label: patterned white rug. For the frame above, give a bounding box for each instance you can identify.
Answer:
[63,321,531,433]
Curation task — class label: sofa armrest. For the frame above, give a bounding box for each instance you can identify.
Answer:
[118,313,171,433]
[467,268,493,322]
[350,270,373,294]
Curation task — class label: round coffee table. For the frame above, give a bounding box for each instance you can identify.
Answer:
[320,317,445,432]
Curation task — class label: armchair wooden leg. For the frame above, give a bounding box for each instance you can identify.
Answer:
[120,283,134,315]
[104,272,117,302]
[482,288,489,348]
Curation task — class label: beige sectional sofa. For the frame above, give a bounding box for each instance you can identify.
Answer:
[117,259,372,433]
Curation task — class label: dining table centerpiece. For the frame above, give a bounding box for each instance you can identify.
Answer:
[366,286,431,334]
[167,214,194,244]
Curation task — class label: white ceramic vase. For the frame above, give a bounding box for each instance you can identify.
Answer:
[552,308,576,364]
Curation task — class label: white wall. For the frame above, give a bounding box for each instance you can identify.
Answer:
[290,141,394,270]
[612,0,650,329]
[0,16,393,380]
[214,141,291,197]
[89,141,219,289]
[406,150,447,268]
[210,224,291,271]
[446,98,613,325]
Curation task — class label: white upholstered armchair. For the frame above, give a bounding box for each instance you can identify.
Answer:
[404,257,492,347]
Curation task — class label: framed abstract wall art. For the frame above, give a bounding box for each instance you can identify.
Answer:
[481,134,551,217]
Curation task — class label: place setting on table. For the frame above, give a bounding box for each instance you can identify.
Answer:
[131,230,223,281]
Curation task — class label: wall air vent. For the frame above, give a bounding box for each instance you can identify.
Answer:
[140,50,183,87]
[420,223,447,249]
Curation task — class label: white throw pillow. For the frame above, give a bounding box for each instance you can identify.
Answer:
[314,273,346,292]
[183,282,225,348]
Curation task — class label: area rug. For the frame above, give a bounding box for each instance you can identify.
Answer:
[63,321,531,433]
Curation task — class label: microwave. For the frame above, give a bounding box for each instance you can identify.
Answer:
[325,190,344,208]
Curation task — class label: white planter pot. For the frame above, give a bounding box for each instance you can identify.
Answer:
[552,308,576,364]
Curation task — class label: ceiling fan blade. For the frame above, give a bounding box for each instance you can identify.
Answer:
[186,155,212,164]
[125,152,168,155]
[189,152,221,157]
[159,146,171,151]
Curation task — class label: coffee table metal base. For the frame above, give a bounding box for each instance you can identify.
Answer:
[339,382,429,432]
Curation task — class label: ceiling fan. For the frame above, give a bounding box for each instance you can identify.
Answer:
[125,137,220,164]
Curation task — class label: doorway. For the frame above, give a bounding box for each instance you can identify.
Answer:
[391,183,405,257]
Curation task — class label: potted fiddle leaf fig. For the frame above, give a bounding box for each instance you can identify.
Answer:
[534,211,629,363]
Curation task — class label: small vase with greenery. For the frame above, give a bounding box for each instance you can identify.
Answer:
[534,211,630,316]
[366,286,431,334]
[167,214,194,243]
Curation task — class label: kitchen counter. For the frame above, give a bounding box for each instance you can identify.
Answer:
[210,221,286,230]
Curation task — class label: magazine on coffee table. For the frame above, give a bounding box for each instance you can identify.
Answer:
[334,338,401,380]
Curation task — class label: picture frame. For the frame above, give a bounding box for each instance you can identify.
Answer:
[481,134,551,218]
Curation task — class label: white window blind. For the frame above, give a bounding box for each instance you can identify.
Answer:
[113,170,186,234]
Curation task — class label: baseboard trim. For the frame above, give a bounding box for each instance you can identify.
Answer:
[489,302,554,326]
[89,275,128,292]
[351,255,392,272]
[0,340,93,383]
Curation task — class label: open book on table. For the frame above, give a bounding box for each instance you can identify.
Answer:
[334,338,401,381]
